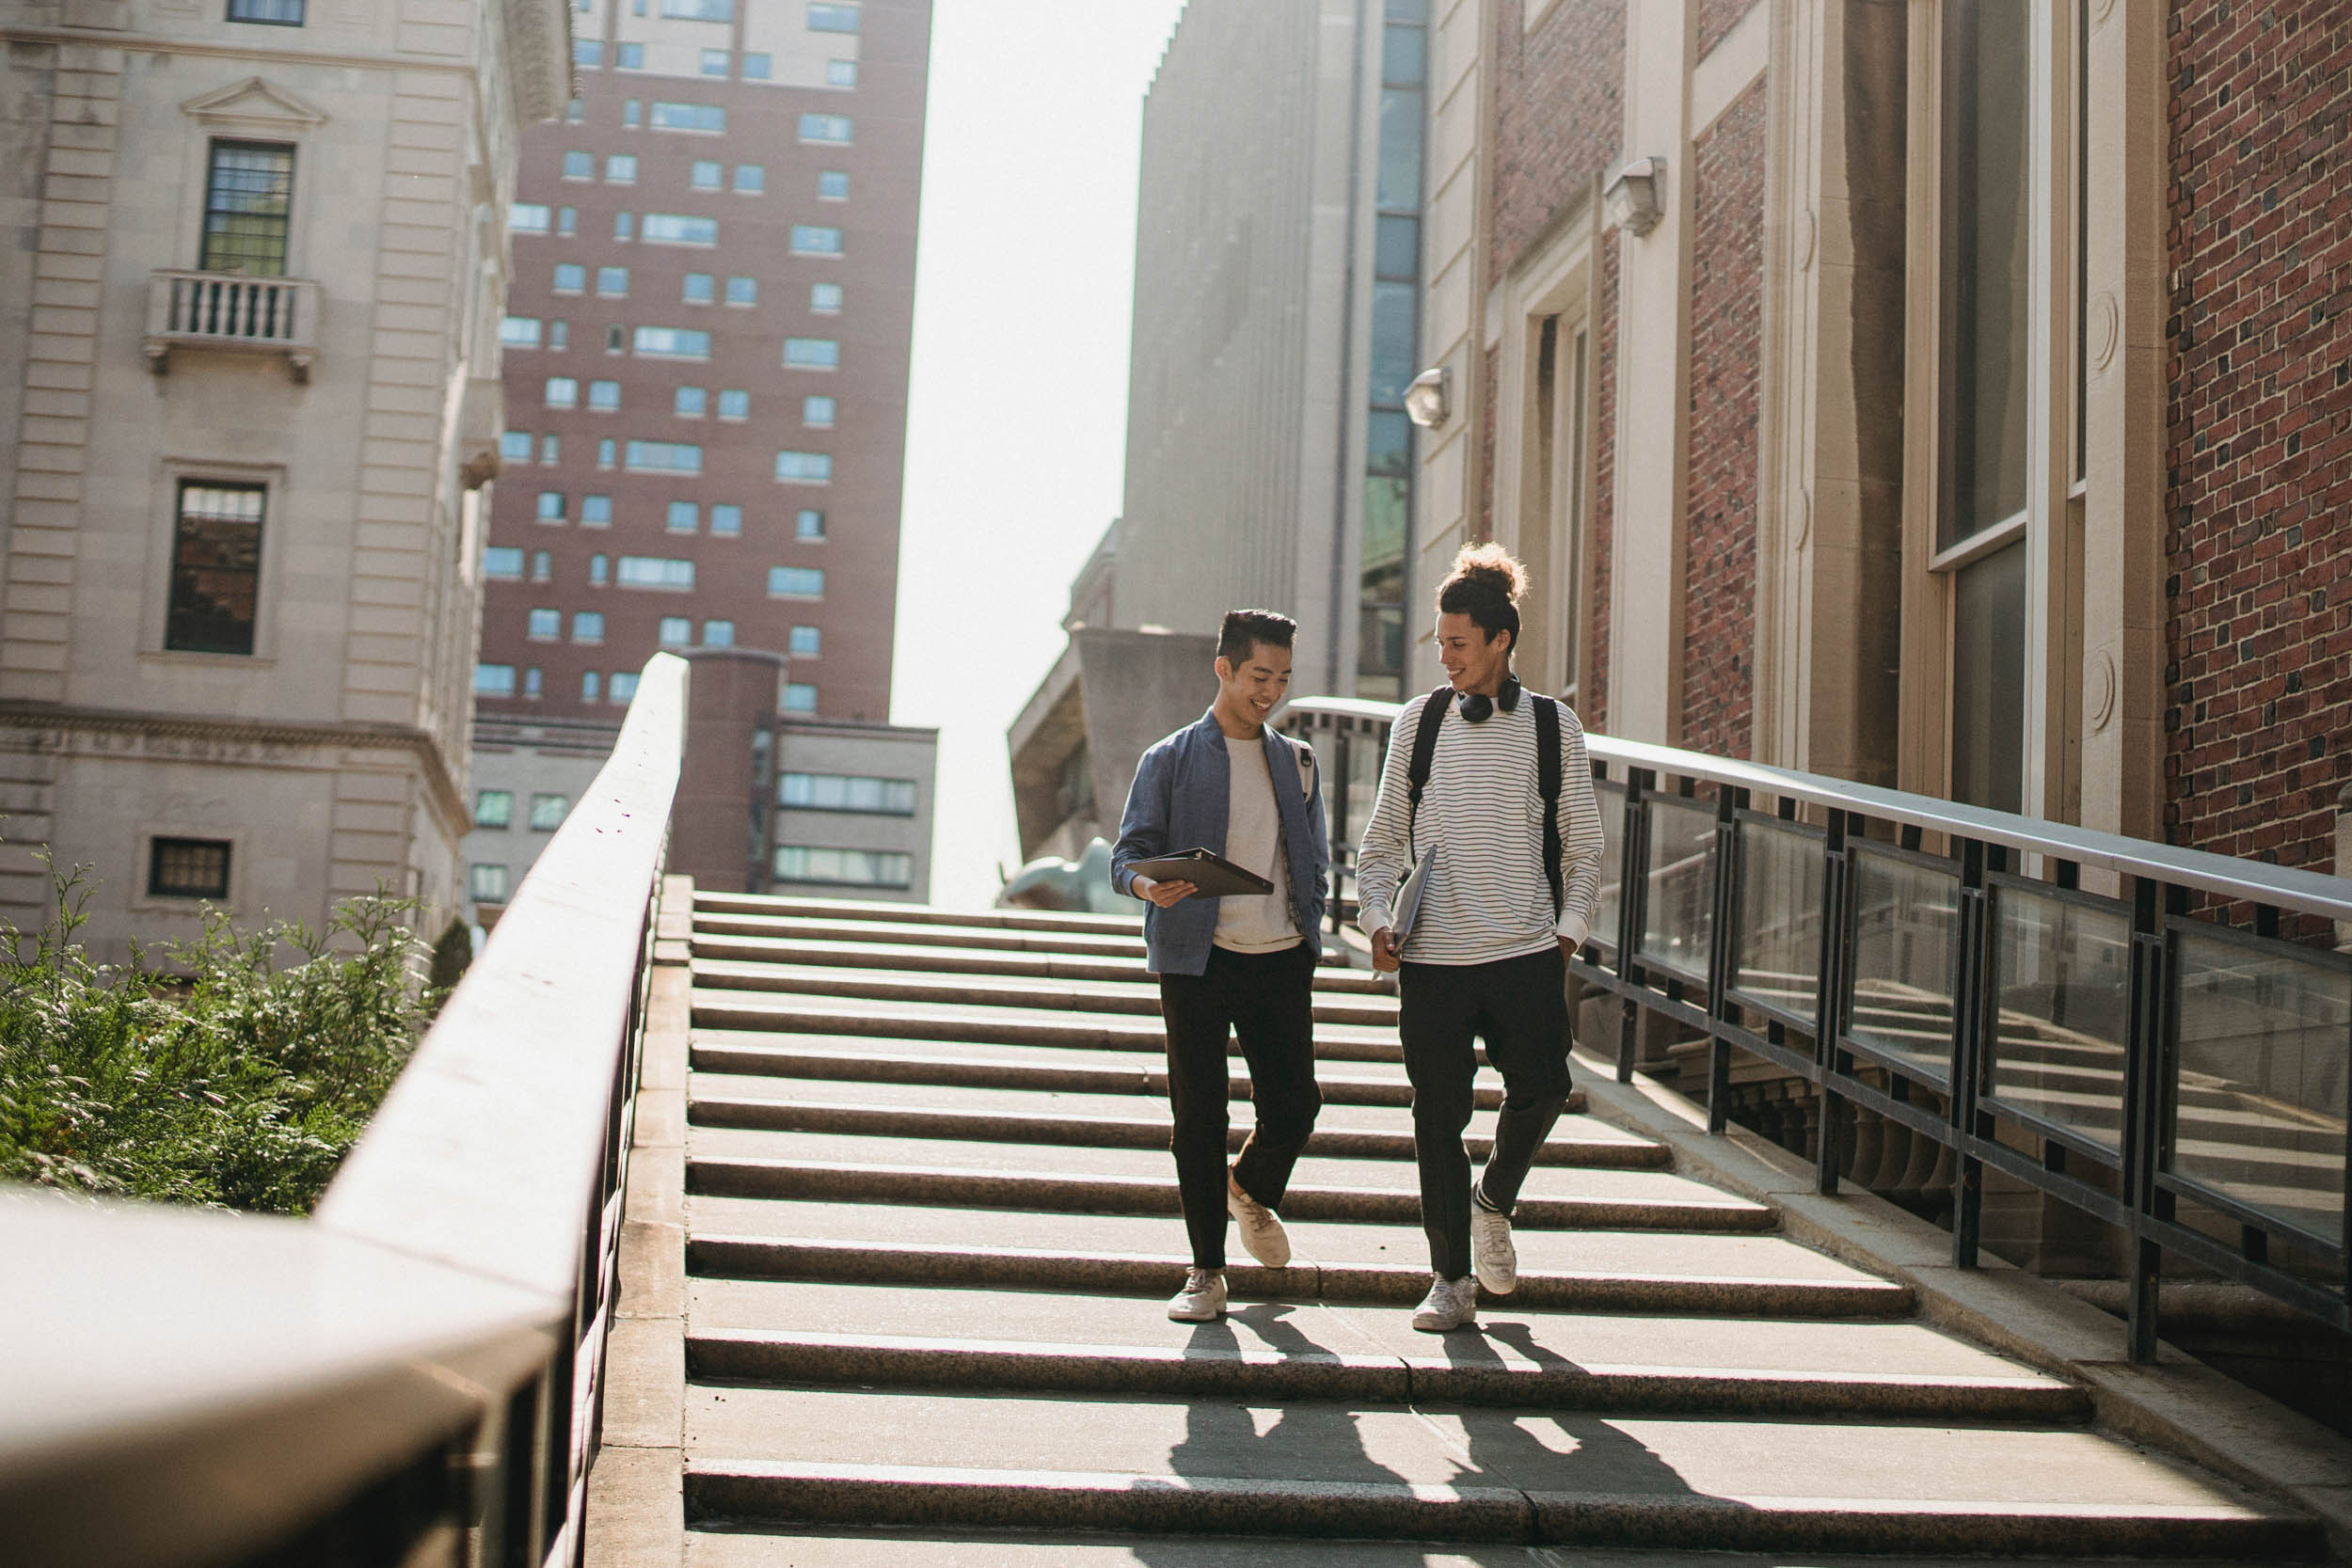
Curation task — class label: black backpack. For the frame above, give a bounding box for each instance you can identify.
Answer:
[1403,685,1565,917]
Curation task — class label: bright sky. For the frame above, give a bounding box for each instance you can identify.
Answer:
[891,0,1191,910]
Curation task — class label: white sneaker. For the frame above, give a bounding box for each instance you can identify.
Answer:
[1168,1268,1228,1322]
[1410,1275,1479,1333]
[1471,1201,1518,1294]
[1227,1170,1292,1267]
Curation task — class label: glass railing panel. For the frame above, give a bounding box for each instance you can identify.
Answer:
[1591,783,1626,950]
[1637,796,1715,980]
[1846,847,1960,1084]
[1986,882,2131,1152]
[1733,817,1822,1026]
[2167,927,2348,1250]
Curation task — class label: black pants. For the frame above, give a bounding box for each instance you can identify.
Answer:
[1156,942,1322,1270]
[1398,945,1574,1279]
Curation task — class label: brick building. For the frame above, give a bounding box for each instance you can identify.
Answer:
[1416,0,2351,893]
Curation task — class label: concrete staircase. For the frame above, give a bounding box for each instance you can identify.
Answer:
[666,893,2323,1564]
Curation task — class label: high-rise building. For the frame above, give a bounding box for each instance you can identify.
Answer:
[464,0,932,916]
[0,0,570,960]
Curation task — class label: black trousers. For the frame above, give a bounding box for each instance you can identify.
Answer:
[1398,945,1574,1279]
[1156,942,1322,1270]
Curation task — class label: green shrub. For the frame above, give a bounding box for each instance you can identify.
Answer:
[0,848,437,1213]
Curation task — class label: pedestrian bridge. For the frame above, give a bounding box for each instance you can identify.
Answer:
[7,657,2349,1566]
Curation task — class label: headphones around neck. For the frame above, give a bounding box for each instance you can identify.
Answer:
[1457,673,1522,724]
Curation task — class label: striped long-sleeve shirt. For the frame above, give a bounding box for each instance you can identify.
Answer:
[1355,691,1607,965]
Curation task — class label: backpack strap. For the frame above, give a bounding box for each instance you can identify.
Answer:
[1533,694,1564,919]
[1404,686,1452,863]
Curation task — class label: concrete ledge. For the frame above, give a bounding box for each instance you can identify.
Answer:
[1565,1045,2352,1560]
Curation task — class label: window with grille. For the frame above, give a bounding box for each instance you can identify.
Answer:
[469,863,510,903]
[227,0,305,25]
[768,565,824,597]
[200,142,294,276]
[151,838,233,899]
[774,451,833,483]
[530,795,570,831]
[780,773,917,816]
[798,114,852,144]
[474,790,515,829]
[773,847,914,890]
[167,483,264,655]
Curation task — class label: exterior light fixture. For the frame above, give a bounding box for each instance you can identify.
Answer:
[1404,365,1451,430]
[1603,155,1664,237]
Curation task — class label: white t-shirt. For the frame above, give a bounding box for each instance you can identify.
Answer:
[1213,735,1300,953]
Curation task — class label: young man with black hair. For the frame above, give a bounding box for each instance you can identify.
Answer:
[1111,610,1331,1322]
[1354,545,1607,1332]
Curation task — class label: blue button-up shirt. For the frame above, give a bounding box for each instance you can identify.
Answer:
[1110,710,1329,976]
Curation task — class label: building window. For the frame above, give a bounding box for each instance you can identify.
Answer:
[605,154,638,184]
[734,165,766,194]
[719,389,750,420]
[151,838,233,899]
[643,213,719,246]
[616,41,644,69]
[536,490,566,522]
[664,0,734,17]
[769,565,825,597]
[562,150,594,180]
[774,847,914,891]
[531,549,553,581]
[625,440,703,474]
[659,615,692,645]
[633,325,710,359]
[581,494,613,526]
[795,508,826,540]
[228,0,306,24]
[703,620,736,646]
[810,282,843,314]
[710,504,743,535]
[725,276,758,307]
[667,499,700,531]
[588,552,610,584]
[781,772,917,815]
[582,671,601,702]
[572,610,605,642]
[691,160,723,191]
[783,682,818,714]
[528,607,562,640]
[549,321,571,351]
[469,863,510,903]
[594,437,614,468]
[574,38,602,67]
[501,315,543,348]
[565,97,585,122]
[614,211,635,241]
[622,99,642,127]
[683,272,716,304]
[524,666,544,698]
[501,430,533,462]
[509,202,551,235]
[788,625,821,657]
[200,142,294,276]
[553,262,585,293]
[611,671,641,703]
[675,386,707,418]
[798,113,852,145]
[546,376,579,407]
[618,555,696,589]
[484,546,524,579]
[826,59,858,87]
[700,48,731,75]
[475,662,518,696]
[743,53,772,79]
[530,793,570,831]
[475,789,515,829]
[557,205,578,236]
[806,4,860,34]
[818,171,850,200]
[784,338,840,370]
[775,451,833,483]
[789,224,843,256]
[803,395,835,428]
[651,102,726,133]
[167,483,265,655]
[589,379,622,411]
[541,434,561,464]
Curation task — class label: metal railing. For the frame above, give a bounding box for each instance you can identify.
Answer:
[144,270,322,382]
[0,653,688,1568]
[1286,696,2352,1359]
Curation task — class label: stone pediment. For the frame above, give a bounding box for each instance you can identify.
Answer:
[180,76,329,130]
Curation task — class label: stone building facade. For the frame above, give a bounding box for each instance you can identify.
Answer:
[0,0,571,959]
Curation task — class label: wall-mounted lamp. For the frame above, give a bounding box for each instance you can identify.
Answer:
[1602,155,1664,237]
[1404,365,1451,430]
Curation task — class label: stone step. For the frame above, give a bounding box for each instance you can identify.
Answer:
[688,1034,1529,1109]
[680,1389,2313,1557]
[689,932,1394,993]
[696,912,1151,960]
[690,993,1409,1063]
[691,958,1399,1027]
[686,1091,1667,1168]
[697,893,1147,938]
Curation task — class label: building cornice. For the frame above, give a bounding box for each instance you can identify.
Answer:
[0,704,469,834]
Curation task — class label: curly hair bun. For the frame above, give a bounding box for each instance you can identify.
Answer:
[1444,542,1526,604]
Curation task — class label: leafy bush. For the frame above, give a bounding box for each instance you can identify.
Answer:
[0,849,437,1213]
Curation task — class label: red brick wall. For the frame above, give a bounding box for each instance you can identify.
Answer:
[1588,242,1618,733]
[1489,0,1626,285]
[1679,77,1767,760]
[2164,1,2352,897]
[1695,0,1761,62]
